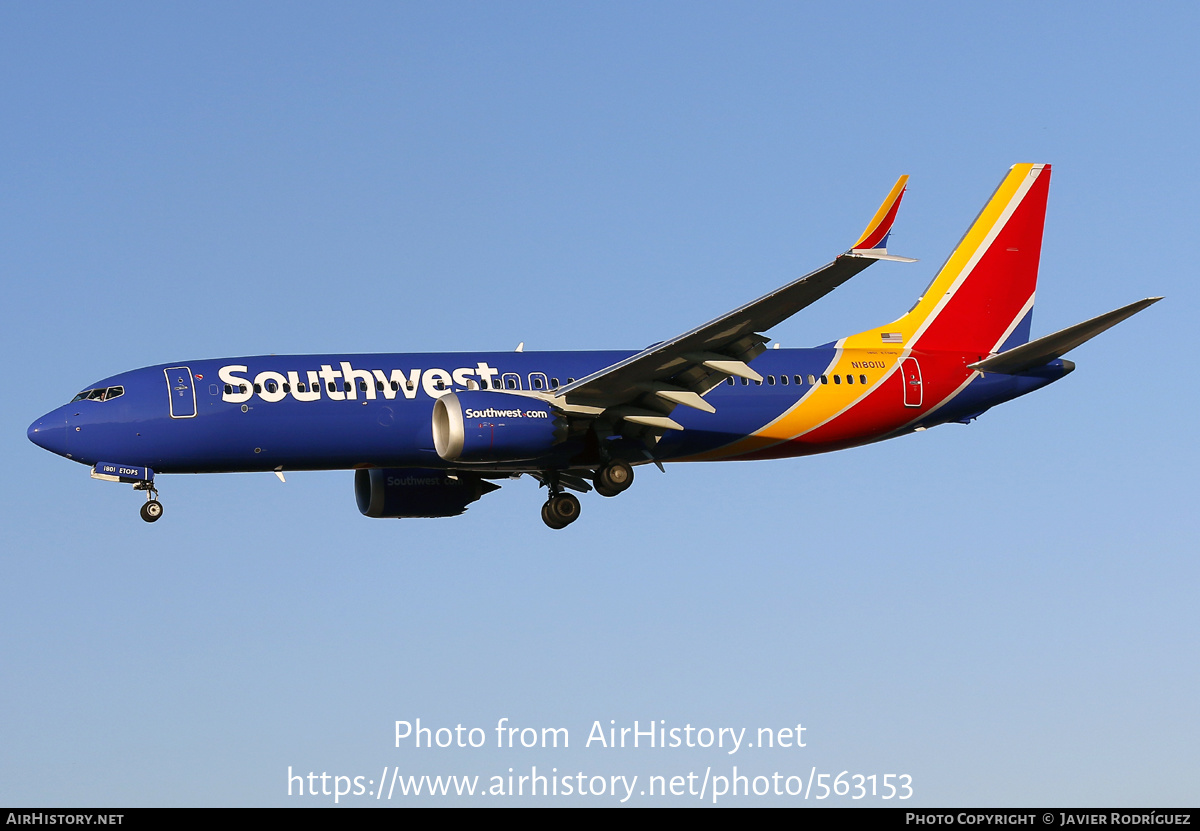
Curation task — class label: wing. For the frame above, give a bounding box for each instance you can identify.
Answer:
[551,175,913,432]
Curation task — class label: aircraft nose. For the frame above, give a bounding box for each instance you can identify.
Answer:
[27,414,68,457]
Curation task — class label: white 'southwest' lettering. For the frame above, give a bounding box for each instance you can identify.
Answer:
[255,370,288,402]
[341,361,375,399]
[220,362,500,405]
[464,408,550,419]
[422,368,452,399]
[219,365,253,403]
[371,368,420,400]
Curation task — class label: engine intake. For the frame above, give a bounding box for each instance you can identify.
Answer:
[432,391,566,463]
[354,468,499,518]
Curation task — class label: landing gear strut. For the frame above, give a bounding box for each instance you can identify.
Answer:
[135,482,164,523]
[593,460,634,497]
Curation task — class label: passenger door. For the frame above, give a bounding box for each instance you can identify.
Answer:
[164,366,197,418]
[901,357,923,408]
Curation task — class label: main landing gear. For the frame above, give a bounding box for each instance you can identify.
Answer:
[135,482,164,523]
[539,460,635,529]
[593,459,634,497]
[541,493,580,530]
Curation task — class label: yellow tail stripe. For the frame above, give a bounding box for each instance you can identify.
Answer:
[844,164,1041,350]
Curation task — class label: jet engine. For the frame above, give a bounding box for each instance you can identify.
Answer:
[354,468,499,518]
[432,391,567,463]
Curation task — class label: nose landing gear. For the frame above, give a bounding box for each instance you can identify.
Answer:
[90,463,162,523]
[135,482,164,523]
[140,498,164,523]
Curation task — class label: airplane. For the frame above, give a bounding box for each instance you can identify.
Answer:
[27,163,1160,529]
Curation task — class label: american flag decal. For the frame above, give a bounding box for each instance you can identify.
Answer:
[881,332,903,344]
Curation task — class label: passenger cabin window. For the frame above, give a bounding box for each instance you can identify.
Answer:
[820,375,828,384]
[767,375,776,385]
[860,374,867,384]
[726,377,735,385]
[781,375,789,385]
[834,375,841,384]
[794,375,804,385]
[808,375,817,385]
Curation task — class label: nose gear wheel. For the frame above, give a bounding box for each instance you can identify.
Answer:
[135,483,163,523]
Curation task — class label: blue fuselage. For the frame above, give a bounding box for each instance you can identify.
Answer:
[27,348,1066,475]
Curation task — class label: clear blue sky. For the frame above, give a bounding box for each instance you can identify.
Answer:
[2,2,1196,806]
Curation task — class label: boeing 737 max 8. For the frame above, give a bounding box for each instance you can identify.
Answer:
[27,164,1159,528]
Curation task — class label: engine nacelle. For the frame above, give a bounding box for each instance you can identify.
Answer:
[432,391,566,463]
[354,468,499,518]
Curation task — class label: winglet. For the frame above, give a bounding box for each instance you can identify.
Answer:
[848,174,914,260]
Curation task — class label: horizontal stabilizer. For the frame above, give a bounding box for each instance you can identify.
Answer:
[968,297,1162,375]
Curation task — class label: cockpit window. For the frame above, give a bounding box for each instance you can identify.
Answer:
[70,386,124,403]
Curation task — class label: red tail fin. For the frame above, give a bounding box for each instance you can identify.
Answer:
[846,164,1050,354]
